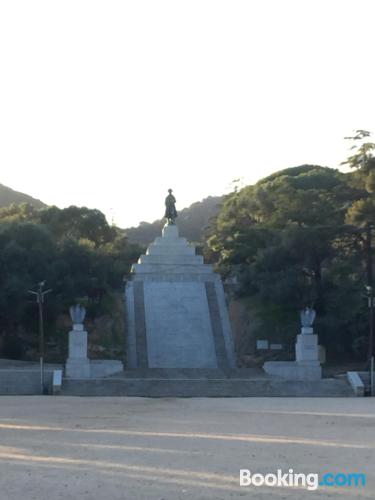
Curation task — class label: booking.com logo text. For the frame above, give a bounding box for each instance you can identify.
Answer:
[240,469,366,491]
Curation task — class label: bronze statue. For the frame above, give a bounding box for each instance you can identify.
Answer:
[164,189,177,224]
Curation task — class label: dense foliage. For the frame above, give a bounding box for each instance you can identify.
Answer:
[206,132,375,361]
[0,204,142,359]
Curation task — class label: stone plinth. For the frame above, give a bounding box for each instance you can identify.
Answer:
[263,361,322,381]
[125,224,236,369]
[296,333,319,362]
[90,360,124,378]
[65,326,91,378]
[263,328,322,381]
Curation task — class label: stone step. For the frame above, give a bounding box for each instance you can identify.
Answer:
[153,236,188,246]
[61,377,354,397]
[131,263,213,274]
[115,368,267,379]
[139,254,204,265]
[146,244,195,256]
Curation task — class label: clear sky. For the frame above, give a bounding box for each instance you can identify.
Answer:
[0,1,374,228]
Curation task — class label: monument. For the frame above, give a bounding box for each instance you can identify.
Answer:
[65,304,91,378]
[65,304,123,379]
[125,190,236,369]
[263,307,322,380]
[164,188,177,224]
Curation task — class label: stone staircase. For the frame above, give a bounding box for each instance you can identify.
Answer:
[61,369,354,397]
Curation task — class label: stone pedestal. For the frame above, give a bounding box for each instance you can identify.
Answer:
[65,324,91,378]
[296,332,319,362]
[125,224,236,369]
[262,360,322,381]
[263,328,322,381]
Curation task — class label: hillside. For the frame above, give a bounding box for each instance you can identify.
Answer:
[125,195,224,245]
[0,183,46,209]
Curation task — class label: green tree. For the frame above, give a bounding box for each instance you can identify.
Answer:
[206,165,366,360]
[0,203,40,223]
[0,209,142,360]
[40,206,116,248]
[342,130,375,286]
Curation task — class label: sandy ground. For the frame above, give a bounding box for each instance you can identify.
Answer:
[0,397,374,500]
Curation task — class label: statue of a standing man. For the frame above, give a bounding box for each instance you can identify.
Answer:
[164,189,177,225]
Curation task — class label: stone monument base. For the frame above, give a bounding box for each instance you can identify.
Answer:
[65,329,91,378]
[296,332,318,361]
[263,331,322,381]
[66,358,91,378]
[90,360,124,378]
[263,361,322,381]
[65,359,124,379]
[65,328,124,379]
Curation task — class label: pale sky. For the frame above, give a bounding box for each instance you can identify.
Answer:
[0,1,374,227]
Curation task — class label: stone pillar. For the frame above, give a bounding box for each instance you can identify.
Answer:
[294,326,322,379]
[295,327,319,362]
[263,325,322,380]
[65,323,91,378]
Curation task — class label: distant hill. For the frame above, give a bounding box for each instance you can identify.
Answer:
[0,183,46,209]
[125,195,224,245]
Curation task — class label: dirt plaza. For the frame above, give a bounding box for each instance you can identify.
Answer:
[0,396,374,500]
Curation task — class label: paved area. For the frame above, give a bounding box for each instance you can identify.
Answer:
[0,397,374,499]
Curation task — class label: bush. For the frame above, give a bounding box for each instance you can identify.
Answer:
[2,336,24,360]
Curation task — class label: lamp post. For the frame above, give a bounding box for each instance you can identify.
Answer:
[28,281,52,395]
[365,285,374,396]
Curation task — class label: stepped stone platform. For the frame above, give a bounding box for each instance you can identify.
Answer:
[0,360,354,396]
[61,369,354,397]
[125,224,236,370]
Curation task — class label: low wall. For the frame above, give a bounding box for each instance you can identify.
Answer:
[0,369,55,395]
[61,376,354,397]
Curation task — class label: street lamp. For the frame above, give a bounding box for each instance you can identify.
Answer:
[28,281,52,395]
[365,285,374,396]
